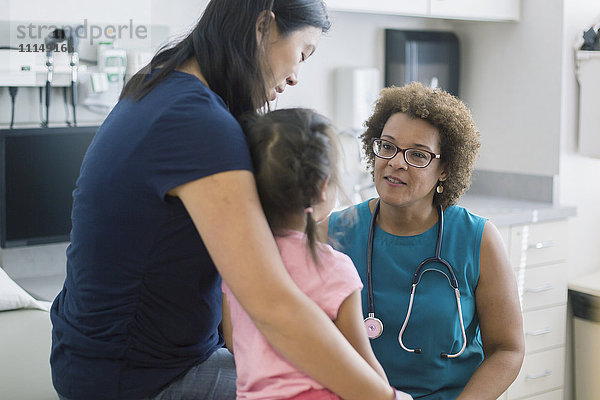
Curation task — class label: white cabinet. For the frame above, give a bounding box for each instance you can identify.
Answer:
[326,0,520,21]
[522,390,563,400]
[500,220,569,400]
[325,0,427,16]
[508,348,565,399]
[522,306,566,353]
[429,0,520,21]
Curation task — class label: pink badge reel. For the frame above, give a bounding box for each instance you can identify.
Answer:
[364,314,383,339]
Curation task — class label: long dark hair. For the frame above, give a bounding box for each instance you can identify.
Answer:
[120,0,330,119]
[243,108,340,263]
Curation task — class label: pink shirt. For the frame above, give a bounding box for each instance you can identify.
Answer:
[222,230,363,400]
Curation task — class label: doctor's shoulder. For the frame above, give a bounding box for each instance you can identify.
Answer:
[448,205,512,277]
[445,205,488,235]
[325,201,368,248]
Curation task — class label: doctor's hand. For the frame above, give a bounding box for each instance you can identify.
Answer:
[394,389,413,400]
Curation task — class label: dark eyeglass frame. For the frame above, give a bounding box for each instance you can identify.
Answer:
[370,138,441,168]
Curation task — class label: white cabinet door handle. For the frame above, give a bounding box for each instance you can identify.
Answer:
[528,241,555,249]
[525,284,554,293]
[525,327,552,336]
[526,370,552,380]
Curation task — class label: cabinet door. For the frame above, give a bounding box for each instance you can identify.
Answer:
[429,0,520,21]
[525,389,563,400]
[510,221,568,268]
[326,0,428,16]
[522,305,567,353]
[516,262,568,311]
[507,348,565,399]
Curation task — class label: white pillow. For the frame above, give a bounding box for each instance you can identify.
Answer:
[0,268,51,312]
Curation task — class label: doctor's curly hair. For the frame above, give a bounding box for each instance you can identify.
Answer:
[360,82,481,209]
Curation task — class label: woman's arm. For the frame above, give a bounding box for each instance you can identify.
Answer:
[456,221,525,400]
[171,170,395,400]
[221,293,234,354]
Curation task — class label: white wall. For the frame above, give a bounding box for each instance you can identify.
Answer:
[275,11,453,126]
[450,0,600,278]
[0,0,204,34]
[552,3,599,399]
[450,0,564,177]
[559,0,600,281]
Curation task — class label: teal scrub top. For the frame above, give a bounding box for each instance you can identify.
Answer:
[329,200,487,400]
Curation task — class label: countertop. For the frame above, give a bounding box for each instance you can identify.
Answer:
[459,195,577,227]
[352,184,577,228]
[568,271,600,296]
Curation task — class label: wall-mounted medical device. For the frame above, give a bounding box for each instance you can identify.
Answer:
[41,27,81,127]
[1,26,84,128]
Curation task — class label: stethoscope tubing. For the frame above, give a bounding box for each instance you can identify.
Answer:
[365,199,467,359]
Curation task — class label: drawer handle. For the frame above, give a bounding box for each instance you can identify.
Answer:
[524,284,554,293]
[525,327,552,336]
[526,370,552,380]
[528,241,555,249]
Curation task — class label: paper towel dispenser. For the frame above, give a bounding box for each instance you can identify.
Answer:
[576,50,600,159]
[385,29,460,97]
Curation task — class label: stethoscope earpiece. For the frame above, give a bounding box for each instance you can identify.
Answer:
[364,199,467,359]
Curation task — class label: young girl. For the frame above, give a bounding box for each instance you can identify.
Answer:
[222,109,411,400]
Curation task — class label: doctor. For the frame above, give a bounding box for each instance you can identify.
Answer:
[325,82,525,400]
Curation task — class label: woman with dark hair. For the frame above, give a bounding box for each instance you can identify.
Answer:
[50,1,398,399]
[325,82,524,399]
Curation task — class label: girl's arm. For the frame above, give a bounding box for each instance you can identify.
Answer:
[171,170,395,400]
[335,290,413,400]
[221,293,234,354]
[334,290,388,383]
[456,221,525,400]
[320,216,383,377]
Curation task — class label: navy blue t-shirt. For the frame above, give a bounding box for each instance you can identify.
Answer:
[50,71,253,399]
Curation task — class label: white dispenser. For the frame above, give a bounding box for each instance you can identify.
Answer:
[335,67,380,132]
[576,50,600,158]
[334,67,380,206]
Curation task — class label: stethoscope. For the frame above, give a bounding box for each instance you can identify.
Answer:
[363,199,467,359]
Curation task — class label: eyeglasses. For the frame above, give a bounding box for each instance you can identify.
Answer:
[371,138,440,168]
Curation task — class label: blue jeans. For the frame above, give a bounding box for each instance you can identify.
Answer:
[152,348,236,400]
[57,348,236,400]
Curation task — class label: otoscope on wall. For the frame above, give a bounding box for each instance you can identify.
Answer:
[43,29,65,127]
[42,27,81,127]
[65,26,80,126]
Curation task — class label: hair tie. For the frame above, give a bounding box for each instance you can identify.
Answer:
[304,207,314,214]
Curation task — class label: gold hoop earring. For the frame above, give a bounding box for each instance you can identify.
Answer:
[436,183,444,194]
